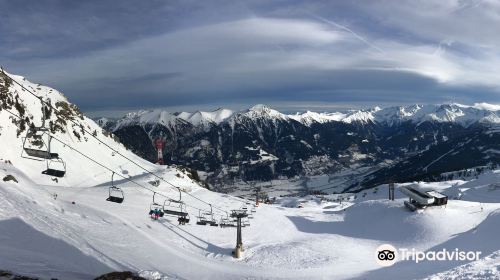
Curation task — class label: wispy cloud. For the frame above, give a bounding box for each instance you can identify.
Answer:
[0,0,499,111]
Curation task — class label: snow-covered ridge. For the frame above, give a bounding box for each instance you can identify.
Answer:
[0,70,192,188]
[112,108,235,130]
[109,103,500,129]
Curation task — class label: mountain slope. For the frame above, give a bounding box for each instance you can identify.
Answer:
[99,104,500,189]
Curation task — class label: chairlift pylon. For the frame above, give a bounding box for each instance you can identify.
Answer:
[106,171,124,203]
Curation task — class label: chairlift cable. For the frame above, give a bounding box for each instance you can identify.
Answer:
[2,107,226,218]
[1,70,228,215]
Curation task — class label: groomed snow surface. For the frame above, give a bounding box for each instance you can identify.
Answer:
[1,159,499,279]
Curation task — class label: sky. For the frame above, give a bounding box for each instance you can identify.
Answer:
[1,0,500,116]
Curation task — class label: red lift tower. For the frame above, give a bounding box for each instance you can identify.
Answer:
[155,139,165,165]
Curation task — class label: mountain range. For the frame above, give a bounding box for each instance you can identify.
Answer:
[97,103,500,191]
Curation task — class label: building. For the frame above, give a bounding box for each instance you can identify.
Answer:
[400,185,448,211]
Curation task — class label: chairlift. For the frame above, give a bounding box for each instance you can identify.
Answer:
[106,172,124,203]
[242,217,250,227]
[196,209,208,225]
[196,204,218,226]
[21,101,52,161]
[149,192,164,218]
[162,188,190,225]
[21,100,66,177]
[219,213,237,228]
[207,204,218,226]
[42,157,66,177]
[177,206,190,225]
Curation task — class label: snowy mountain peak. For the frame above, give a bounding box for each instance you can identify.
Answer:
[242,104,287,120]
[117,109,181,130]
[106,102,500,131]
[180,108,234,125]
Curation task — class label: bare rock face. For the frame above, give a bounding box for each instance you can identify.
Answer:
[2,174,18,183]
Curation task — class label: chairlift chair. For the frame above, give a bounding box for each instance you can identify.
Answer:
[42,157,66,177]
[163,194,190,225]
[242,217,250,227]
[219,213,237,228]
[21,100,66,177]
[21,100,51,159]
[178,208,190,225]
[207,204,218,226]
[162,188,188,217]
[163,200,190,217]
[22,134,59,160]
[106,172,124,203]
[149,192,164,217]
[196,209,208,225]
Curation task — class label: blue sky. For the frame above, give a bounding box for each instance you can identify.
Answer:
[1,0,499,116]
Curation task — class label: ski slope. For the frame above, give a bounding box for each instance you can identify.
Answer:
[1,70,499,279]
[1,158,500,279]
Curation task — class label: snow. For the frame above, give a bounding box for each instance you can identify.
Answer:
[289,103,500,126]
[112,108,234,131]
[289,111,346,126]
[1,72,500,279]
[2,160,500,279]
[108,102,500,131]
[178,108,234,126]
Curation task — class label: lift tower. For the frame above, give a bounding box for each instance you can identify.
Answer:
[155,139,165,165]
[231,209,248,258]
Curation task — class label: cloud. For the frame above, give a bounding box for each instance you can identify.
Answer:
[1,1,499,111]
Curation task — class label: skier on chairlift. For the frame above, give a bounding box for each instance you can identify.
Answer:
[154,208,162,220]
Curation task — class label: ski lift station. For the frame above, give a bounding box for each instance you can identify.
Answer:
[400,185,448,211]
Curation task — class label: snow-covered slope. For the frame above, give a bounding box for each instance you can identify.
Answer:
[1,157,499,279]
[0,70,186,188]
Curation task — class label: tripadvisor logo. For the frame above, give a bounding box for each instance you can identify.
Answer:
[375,244,482,267]
[376,244,397,267]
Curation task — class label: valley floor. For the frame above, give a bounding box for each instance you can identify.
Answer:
[1,162,499,279]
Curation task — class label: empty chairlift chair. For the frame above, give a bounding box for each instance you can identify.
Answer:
[196,204,218,226]
[42,156,66,177]
[106,172,124,203]
[219,213,237,228]
[196,209,208,225]
[207,204,218,226]
[162,188,190,225]
[21,100,66,177]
